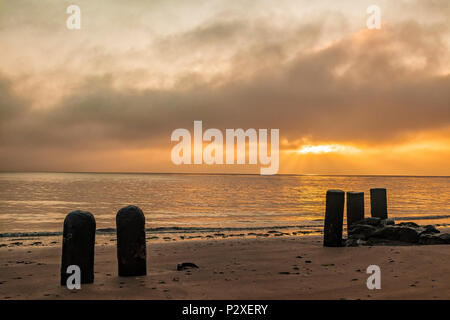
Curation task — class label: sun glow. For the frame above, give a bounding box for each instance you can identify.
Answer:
[296,144,360,154]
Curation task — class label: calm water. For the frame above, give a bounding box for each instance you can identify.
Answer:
[0,172,449,234]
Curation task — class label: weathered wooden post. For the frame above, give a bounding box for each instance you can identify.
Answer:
[323,190,345,247]
[116,205,147,276]
[61,210,96,285]
[370,188,388,219]
[346,191,364,226]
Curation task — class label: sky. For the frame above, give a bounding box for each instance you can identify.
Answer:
[0,0,449,175]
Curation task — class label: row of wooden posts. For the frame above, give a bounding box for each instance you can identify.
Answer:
[61,205,146,285]
[60,188,388,285]
[323,188,388,247]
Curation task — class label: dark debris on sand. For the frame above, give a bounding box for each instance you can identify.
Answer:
[177,262,199,271]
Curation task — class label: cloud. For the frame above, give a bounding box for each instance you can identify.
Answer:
[0,1,449,172]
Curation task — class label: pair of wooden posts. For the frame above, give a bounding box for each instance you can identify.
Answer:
[60,205,146,285]
[323,188,388,247]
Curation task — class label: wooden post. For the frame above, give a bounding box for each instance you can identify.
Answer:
[346,191,364,226]
[60,210,96,285]
[323,190,345,247]
[370,188,388,219]
[116,205,147,276]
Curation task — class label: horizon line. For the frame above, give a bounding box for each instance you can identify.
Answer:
[0,170,448,178]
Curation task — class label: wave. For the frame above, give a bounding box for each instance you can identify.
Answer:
[145,225,320,234]
[0,231,62,238]
[0,225,321,238]
[2,216,449,238]
[393,215,450,221]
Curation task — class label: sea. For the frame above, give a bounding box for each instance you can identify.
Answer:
[0,172,449,241]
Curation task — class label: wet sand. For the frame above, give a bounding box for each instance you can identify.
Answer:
[0,235,449,300]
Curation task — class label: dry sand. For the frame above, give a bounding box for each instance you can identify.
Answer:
[0,236,449,300]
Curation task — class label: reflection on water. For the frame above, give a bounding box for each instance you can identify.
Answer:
[0,172,449,232]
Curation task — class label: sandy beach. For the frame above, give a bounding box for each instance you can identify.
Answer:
[1,235,449,300]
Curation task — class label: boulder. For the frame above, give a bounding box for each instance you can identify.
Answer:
[397,222,420,228]
[397,227,421,243]
[345,238,367,247]
[419,234,447,245]
[348,224,377,240]
[438,233,450,243]
[381,219,395,225]
[370,226,420,243]
[420,225,440,235]
[343,214,447,246]
[352,217,382,227]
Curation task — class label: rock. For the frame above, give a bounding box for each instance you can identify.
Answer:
[357,239,367,246]
[353,217,382,227]
[438,233,450,243]
[348,224,377,240]
[397,222,420,228]
[382,219,395,225]
[370,226,420,243]
[421,225,440,235]
[177,262,199,271]
[419,234,447,245]
[397,227,421,243]
[343,214,447,246]
[370,226,399,240]
[345,238,367,247]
